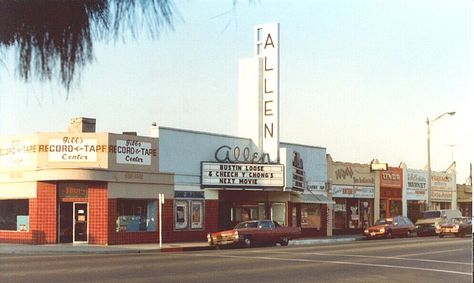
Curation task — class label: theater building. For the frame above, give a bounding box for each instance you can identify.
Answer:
[327,155,377,234]
[158,127,332,241]
[0,118,174,245]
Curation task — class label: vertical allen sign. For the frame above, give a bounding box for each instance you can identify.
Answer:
[255,23,279,162]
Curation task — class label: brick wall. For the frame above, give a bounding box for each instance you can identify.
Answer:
[164,199,219,243]
[88,182,108,245]
[1,182,58,245]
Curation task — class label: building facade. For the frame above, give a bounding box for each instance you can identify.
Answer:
[379,167,403,219]
[158,127,331,242]
[0,118,174,245]
[327,155,377,234]
[402,165,428,223]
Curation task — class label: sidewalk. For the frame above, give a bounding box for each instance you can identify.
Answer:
[0,235,364,255]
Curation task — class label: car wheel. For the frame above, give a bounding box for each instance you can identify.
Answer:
[439,233,444,238]
[280,237,289,246]
[406,230,411,238]
[386,230,392,239]
[243,236,253,248]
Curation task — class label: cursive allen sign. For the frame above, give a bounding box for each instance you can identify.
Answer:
[214,145,273,164]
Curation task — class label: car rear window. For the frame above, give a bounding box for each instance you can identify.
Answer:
[422,211,441,218]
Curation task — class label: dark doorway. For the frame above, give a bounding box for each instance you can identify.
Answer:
[59,202,73,243]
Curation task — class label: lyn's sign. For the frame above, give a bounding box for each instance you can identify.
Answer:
[255,23,279,162]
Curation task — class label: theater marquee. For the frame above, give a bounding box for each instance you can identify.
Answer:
[201,162,284,188]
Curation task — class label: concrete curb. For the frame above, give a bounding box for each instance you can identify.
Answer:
[0,237,363,255]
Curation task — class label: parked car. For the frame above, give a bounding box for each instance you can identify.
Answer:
[438,217,472,238]
[363,216,415,239]
[415,209,462,236]
[207,220,301,248]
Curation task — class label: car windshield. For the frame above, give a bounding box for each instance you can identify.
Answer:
[422,211,441,219]
[375,218,393,225]
[234,221,258,229]
[447,218,463,224]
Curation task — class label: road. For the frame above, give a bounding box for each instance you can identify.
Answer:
[1,237,472,283]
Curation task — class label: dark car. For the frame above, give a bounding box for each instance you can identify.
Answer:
[439,217,472,238]
[207,220,301,248]
[363,216,415,239]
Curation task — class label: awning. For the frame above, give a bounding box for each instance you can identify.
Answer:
[295,193,335,204]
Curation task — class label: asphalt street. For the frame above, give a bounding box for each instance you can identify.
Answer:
[1,236,472,283]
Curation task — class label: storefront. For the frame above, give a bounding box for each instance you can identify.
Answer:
[430,168,456,210]
[402,165,428,223]
[379,167,403,219]
[456,183,471,217]
[0,118,174,245]
[327,155,376,234]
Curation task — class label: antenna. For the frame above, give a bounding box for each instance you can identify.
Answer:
[445,144,456,163]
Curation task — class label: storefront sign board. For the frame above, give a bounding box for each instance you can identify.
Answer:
[116,139,152,165]
[48,138,97,162]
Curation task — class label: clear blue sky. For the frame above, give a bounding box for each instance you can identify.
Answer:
[1,0,472,182]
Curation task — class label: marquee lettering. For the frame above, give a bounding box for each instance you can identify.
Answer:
[214,145,273,164]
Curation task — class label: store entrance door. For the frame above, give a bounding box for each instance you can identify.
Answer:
[59,202,73,243]
[73,203,88,243]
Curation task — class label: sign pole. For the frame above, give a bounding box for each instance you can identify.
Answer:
[159,193,164,248]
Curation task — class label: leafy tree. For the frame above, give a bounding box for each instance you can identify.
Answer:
[0,0,175,91]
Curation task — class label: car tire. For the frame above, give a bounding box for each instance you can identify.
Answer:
[406,230,411,238]
[280,237,289,246]
[243,236,253,248]
[439,233,444,238]
[386,230,392,239]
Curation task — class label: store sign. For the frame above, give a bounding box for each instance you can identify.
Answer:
[380,168,402,189]
[214,145,272,164]
[332,185,374,198]
[0,140,32,167]
[354,186,375,198]
[292,151,305,191]
[116,139,153,165]
[256,23,279,162]
[332,185,354,198]
[307,181,326,195]
[48,137,97,162]
[406,170,427,200]
[332,164,374,186]
[431,191,452,201]
[431,172,454,191]
[59,183,88,198]
[201,162,284,188]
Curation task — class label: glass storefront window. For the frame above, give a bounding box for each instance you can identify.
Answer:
[271,203,286,225]
[175,199,205,230]
[390,200,402,216]
[116,199,157,232]
[301,204,321,229]
[334,199,346,229]
[0,199,29,231]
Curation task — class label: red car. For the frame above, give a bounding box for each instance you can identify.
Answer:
[439,217,472,238]
[207,220,301,248]
[364,216,415,239]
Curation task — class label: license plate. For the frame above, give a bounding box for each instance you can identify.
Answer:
[370,232,375,236]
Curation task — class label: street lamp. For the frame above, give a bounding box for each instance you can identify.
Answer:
[426,111,456,210]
